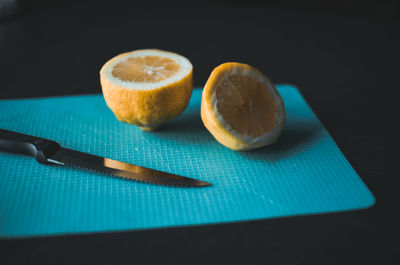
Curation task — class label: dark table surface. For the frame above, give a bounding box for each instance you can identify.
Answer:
[0,1,398,264]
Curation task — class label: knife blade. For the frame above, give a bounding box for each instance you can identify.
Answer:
[0,129,211,187]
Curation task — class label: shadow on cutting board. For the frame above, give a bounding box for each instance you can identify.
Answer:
[158,111,205,135]
[241,120,321,162]
[154,104,322,162]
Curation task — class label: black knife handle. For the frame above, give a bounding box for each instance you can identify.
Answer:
[0,129,60,164]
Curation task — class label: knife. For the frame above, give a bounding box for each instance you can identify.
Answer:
[0,129,211,187]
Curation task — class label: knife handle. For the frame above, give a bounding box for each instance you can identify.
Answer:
[0,129,60,164]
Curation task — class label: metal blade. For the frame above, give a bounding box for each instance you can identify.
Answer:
[47,148,211,187]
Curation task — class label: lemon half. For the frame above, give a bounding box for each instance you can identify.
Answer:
[100,49,193,131]
[201,62,285,151]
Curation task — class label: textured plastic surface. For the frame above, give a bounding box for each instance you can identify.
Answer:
[0,85,375,238]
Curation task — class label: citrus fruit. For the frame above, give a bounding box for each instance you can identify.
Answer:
[100,49,193,131]
[201,62,285,151]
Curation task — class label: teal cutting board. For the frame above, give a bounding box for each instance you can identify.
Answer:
[0,85,375,238]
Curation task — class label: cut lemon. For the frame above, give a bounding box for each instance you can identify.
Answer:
[100,49,193,131]
[201,62,285,151]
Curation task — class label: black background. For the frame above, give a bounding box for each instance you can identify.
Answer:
[0,0,399,264]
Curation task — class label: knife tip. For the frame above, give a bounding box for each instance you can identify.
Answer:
[197,180,212,187]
